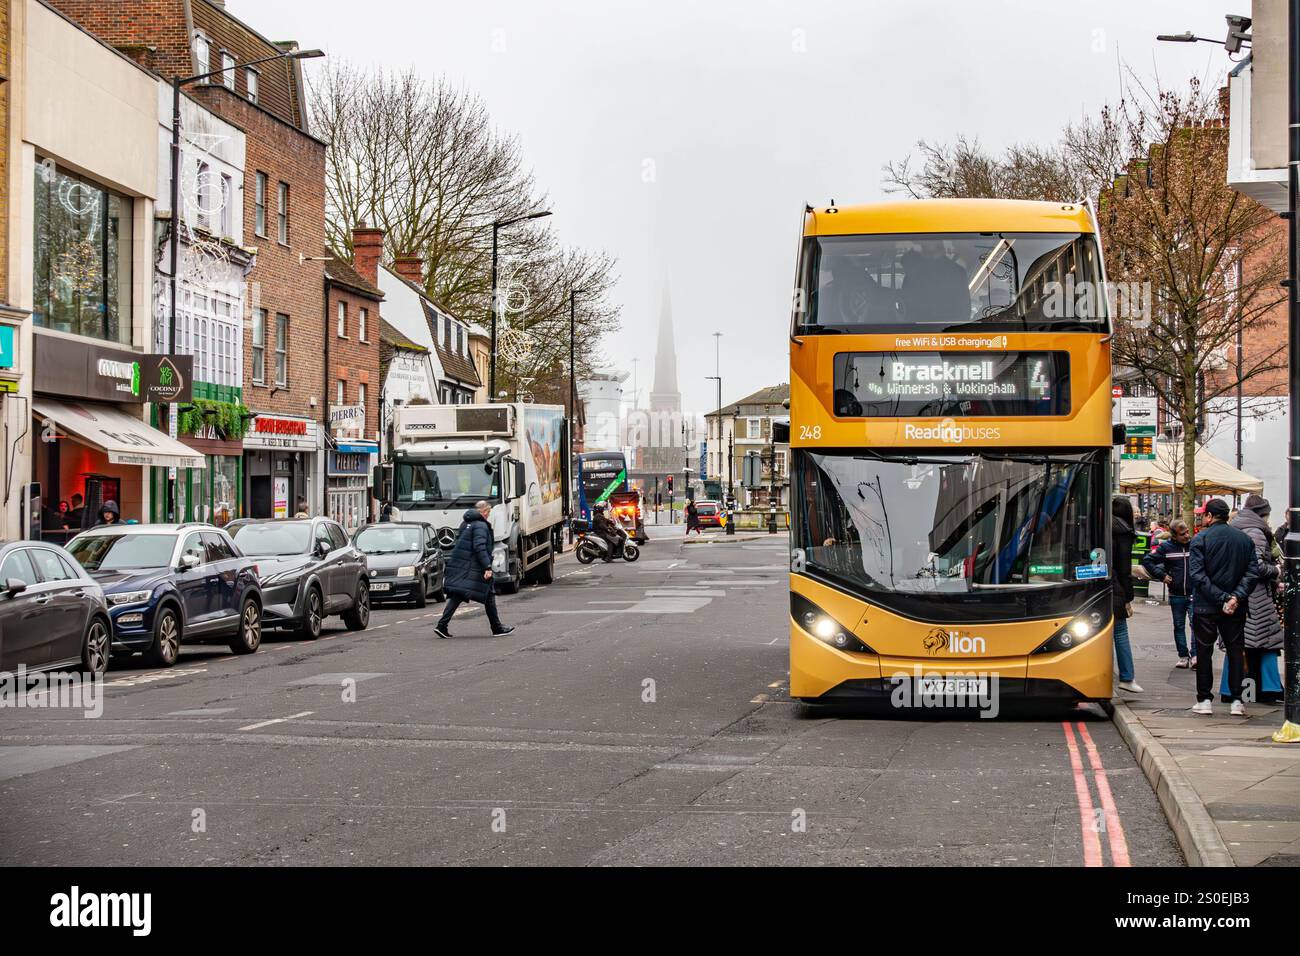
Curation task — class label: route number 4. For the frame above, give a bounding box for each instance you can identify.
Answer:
[799,425,821,441]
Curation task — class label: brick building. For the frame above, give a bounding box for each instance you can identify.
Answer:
[324,233,383,531]
[48,0,329,518]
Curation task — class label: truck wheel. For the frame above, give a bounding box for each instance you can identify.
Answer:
[532,547,555,584]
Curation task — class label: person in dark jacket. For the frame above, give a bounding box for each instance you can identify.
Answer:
[65,492,85,530]
[1188,498,1260,715]
[433,501,514,639]
[1141,519,1194,667]
[685,498,701,536]
[1226,495,1284,703]
[1111,496,1142,693]
[96,500,121,526]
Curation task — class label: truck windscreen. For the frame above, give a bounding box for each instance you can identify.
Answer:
[394,460,500,507]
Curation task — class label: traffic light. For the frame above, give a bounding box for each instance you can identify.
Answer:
[666,475,674,494]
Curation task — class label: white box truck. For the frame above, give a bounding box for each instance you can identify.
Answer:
[381,403,567,592]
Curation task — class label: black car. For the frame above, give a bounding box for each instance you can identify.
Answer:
[227,517,370,638]
[66,523,262,666]
[0,540,111,676]
[352,522,445,608]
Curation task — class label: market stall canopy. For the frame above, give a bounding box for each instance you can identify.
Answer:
[33,398,206,470]
[1119,442,1262,495]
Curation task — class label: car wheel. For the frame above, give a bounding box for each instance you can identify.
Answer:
[343,580,370,631]
[82,615,110,676]
[299,586,323,639]
[414,577,427,608]
[229,599,262,654]
[146,606,181,667]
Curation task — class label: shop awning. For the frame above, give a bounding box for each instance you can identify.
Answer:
[1119,442,1262,496]
[336,440,379,455]
[33,398,206,470]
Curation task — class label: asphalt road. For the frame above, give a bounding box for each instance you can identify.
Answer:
[0,526,1182,866]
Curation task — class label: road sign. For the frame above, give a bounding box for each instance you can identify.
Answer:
[1121,396,1157,436]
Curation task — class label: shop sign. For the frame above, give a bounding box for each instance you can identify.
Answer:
[273,476,290,518]
[244,414,317,451]
[328,450,371,477]
[35,333,146,403]
[329,404,365,437]
[141,355,193,403]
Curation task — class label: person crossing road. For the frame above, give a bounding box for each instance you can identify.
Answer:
[434,500,515,639]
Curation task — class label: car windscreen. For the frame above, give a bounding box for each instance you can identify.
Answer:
[67,533,178,572]
[228,522,312,555]
[354,526,423,554]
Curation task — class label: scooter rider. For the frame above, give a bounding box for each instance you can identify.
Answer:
[591,503,625,562]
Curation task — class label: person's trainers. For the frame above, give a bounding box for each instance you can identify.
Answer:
[492,625,516,636]
[1192,699,1213,715]
[1231,700,1246,716]
[1118,680,1144,693]
[434,625,451,639]
[1175,657,1191,669]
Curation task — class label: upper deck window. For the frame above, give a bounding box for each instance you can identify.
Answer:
[797,232,1105,334]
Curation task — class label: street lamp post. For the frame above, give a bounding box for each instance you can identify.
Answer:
[488,210,552,401]
[1281,0,1300,741]
[567,288,586,544]
[166,47,323,521]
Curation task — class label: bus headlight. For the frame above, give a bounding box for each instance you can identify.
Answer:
[791,593,874,654]
[1033,596,1112,655]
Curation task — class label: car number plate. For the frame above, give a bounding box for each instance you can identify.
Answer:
[370,582,391,592]
[917,677,988,697]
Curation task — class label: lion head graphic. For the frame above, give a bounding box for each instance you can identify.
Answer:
[922,628,950,656]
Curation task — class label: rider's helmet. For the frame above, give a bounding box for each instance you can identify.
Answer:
[593,503,606,514]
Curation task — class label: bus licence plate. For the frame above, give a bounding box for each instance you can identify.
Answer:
[371,582,391,592]
[917,676,987,697]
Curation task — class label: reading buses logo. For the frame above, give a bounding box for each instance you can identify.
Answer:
[903,418,1001,444]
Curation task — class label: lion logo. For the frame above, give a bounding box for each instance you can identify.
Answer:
[922,628,949,656]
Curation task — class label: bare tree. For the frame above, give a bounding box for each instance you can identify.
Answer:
[309,61,622,397]
[1105,78,1286,523]
[883,136,1088,202]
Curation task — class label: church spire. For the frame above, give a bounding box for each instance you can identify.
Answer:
[650,281,679,407]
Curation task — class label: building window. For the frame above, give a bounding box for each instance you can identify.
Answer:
[245,68,259,105]
[358,383,366,408]
[443,316,451,347]
[747,418,761,439]
[337,379,345,404]
[456,325,463,354]
[220,174,233,236]
[275,313,288,386]
[254,172,267,237]
[358,308,367,342]
[32,160,134,345]
[337,300,346,338]
[220,52,236,90]
[252,308,266,384]
[277,182,289,244]
[193,33,210,76]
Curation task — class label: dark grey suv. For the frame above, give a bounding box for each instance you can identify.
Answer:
[0,539,111,676]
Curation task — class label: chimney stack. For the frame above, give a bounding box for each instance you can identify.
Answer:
[393,252,424,287]
[352,224,385,285]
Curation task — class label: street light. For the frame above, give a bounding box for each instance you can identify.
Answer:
[567,288,587,544]
[165,46,324,521]
[488,210,552,400]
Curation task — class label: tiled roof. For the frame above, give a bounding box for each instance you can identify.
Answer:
[422,302,481,388]
[379,318,426,353]
[708,383,790,418]
[325,255,383,299]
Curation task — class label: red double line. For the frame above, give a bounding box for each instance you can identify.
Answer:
[1062,720,1131,867]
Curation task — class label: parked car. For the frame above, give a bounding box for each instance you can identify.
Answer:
[695,500,725,529]
[352,521,445,608]
[0,539,111,676]
[227,517,370,637]
[66,523,262,667]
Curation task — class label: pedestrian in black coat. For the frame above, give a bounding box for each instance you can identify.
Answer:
[1188,498,1260,714]
[434,501,514,638]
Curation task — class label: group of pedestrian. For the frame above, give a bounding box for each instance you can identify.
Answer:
[1126,492,1284,715]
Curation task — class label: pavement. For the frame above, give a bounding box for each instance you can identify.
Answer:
[1113,595,1300,867]
[0,530,1182,866]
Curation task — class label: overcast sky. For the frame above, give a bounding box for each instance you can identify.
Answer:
[234,0,1234,417]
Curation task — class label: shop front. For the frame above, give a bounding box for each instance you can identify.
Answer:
[326,403,376,532]
[31,332,204,541]
[169,429,245,526]
[243,413,318,519]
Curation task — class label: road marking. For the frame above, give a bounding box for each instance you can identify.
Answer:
[1061,721,1103,867]
[106,667,208,687]
[1076,722,1131,867]
[238,710,314,732]
[750,693,769,704]
[767,681,782,688]
[371,624,390,630]
[167,708,236,716]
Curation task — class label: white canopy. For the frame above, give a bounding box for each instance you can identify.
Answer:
[34,398,206,470]
[1119,442,1262,496]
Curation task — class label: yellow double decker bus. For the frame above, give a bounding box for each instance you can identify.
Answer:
[788,199,1116,709]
